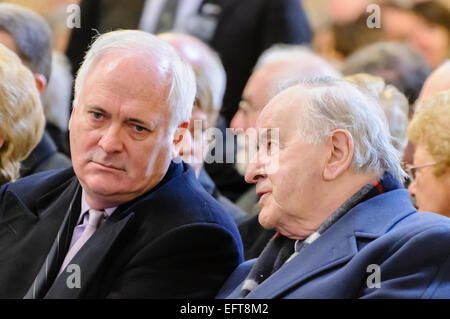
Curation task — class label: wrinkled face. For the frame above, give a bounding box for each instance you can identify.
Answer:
[69,53,176,208]
[244,88,329,239]
[408,143,450,217]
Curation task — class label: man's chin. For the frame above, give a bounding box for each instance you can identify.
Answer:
[80,174,128,197]
[258,209,277,230]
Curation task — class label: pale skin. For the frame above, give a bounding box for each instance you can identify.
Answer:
[408,143,450,217]
[69,52,187,209]
[245,85,380,240]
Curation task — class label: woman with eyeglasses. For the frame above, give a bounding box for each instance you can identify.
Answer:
[406,90,450,217]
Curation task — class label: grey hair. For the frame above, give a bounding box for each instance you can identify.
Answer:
[254,44,342,101]
[0,3,52,82]
[344,73,409,155]
[290,77,407,182]
[73,30,196,133]
[254,44,341,78]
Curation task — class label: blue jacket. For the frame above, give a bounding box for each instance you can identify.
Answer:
[217,186,450,298]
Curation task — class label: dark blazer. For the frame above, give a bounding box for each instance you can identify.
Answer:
[19,130,72,178]
[197,167,247,225]
[217,188,450,298]
[0,161,243,298]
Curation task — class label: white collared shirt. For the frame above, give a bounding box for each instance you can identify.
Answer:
[76,190,117,226]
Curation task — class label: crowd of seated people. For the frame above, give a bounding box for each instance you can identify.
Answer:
[0,0,449,299]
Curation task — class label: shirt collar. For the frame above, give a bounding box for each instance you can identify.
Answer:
[78,189,117,225]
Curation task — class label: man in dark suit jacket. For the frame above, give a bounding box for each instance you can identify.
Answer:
[217,78,450,298]
[0,30,243,298]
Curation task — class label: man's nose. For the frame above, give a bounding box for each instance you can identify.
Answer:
[244,151,265,184]
[98,125,124,153]
[230,110,247,132]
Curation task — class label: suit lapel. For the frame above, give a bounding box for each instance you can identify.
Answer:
[44,206,135,298]
[244,189,416,298]
[23,179,82,299]
[247,216,358,298]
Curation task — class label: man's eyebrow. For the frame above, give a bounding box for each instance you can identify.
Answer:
[86,105,107,113]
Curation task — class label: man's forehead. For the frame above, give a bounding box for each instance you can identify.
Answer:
[93,51,171,79]
[256,86,302,129]
[83,52,172,96]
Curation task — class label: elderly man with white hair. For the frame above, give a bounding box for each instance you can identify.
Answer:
[231,44,341,259]
[217,77,450,298]
[0,30,243,299]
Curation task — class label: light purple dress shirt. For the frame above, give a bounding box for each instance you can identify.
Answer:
[67,190,117,250]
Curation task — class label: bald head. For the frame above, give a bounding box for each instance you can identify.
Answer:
[418,60,450,100]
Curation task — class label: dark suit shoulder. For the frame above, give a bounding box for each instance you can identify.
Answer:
[1,167,75,212]
[135,162,237,226]
[119,163,243,257]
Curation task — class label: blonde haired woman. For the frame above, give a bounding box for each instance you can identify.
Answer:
[406,90,450,217]
[0,44,44,186]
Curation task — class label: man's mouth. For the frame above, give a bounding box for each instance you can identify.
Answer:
[91,161,124,171]
[256,190,271,202]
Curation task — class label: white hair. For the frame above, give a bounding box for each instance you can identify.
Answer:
[291,77,407,182]
[253,44,342,102]
[73,30,196,132]
[254,44,342,78]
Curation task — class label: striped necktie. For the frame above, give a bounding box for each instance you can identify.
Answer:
[58,209,105,276]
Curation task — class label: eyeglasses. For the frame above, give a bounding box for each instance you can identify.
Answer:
[405,162,437,182]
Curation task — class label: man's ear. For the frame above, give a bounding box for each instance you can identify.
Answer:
[33,73,47,95]
[171,122,189,158]
[323,129,354,181]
